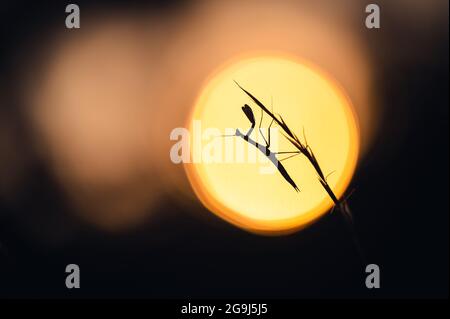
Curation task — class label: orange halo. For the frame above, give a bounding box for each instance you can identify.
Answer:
[184,54,360,235]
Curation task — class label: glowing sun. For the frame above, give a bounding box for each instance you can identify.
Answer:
[185,55,359,234]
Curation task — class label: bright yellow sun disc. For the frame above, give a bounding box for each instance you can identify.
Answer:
[185,55,360,234]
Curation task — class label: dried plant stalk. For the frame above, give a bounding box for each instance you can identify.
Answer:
[235,82,365,262]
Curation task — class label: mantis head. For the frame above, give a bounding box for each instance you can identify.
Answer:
[241,104,255,127]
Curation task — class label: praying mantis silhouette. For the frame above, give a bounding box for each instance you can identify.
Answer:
[221,81,366,264]
[222,102,301,192]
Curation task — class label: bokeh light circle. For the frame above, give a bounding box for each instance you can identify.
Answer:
[185,55,359,234]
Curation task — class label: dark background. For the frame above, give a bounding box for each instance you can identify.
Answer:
[0,1,448,298]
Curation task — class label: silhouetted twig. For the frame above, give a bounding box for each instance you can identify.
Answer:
[234,81,365,263]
